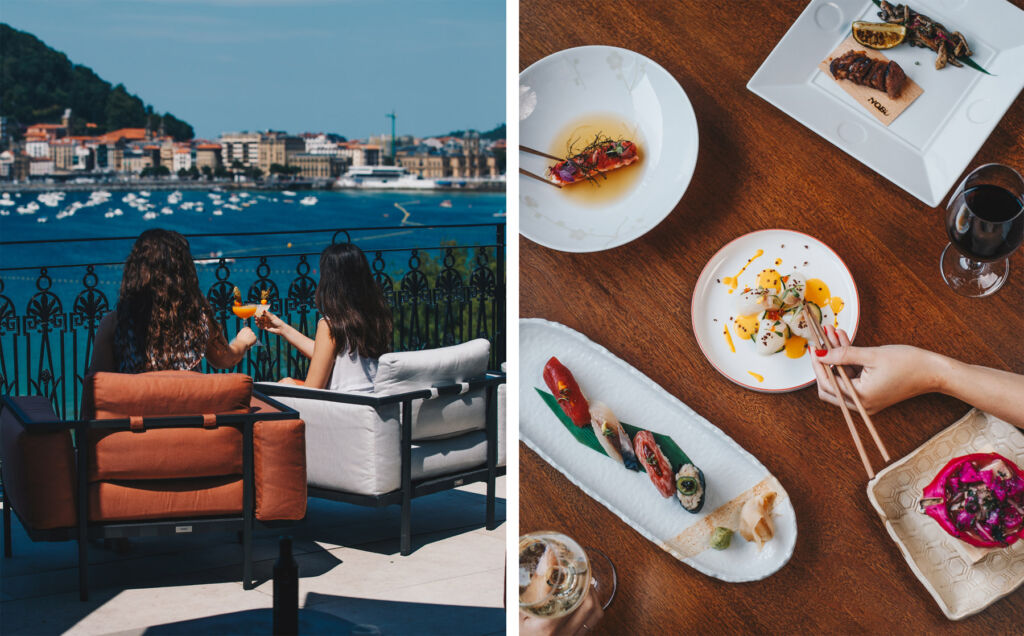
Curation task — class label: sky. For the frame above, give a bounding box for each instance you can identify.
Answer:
[2,0,505,140]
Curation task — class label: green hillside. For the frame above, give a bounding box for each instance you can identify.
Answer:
[0,23,194,140]
[444,123,505,141]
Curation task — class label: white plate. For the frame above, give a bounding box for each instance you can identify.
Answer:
[691,229,860,393]
[747,0,1024,207]
[519,46,699,252]
[520,318,797,582]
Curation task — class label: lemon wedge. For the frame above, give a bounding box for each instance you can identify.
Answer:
[851,21,907,49]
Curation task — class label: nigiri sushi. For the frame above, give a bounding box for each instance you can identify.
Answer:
[588,401,640,469]
[633,430,675,498]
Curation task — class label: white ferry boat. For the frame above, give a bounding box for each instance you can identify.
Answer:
[335,166,437,190]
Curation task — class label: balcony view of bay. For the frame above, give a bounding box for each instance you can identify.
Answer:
[1,1,507,634]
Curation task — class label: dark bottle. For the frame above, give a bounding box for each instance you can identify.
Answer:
[273,536,299,636]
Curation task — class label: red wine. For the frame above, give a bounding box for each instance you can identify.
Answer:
[947,184,1024,261]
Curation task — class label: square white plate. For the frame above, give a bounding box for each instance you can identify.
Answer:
[747,0,1024,207]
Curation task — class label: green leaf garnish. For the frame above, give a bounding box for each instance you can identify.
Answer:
[535,388,694,472]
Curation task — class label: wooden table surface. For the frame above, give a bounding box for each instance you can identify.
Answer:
[519,1,1024,632]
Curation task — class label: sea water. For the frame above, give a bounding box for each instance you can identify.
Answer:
[0,188,506,308]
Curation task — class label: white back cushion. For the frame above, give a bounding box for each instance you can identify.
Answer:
[373,339,490,441]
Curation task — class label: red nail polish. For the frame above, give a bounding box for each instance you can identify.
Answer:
[815,349,827,357]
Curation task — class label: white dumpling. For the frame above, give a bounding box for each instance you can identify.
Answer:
[736,287,782,316]
[756,318,787,355]
[779,272,806,309]
[784,307,814,339]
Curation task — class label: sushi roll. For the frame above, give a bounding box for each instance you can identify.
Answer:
[588,401,640,469]
[675,463,707,513]
[756,318,788,355]
[735,287,782,316]
[779,272,806,309]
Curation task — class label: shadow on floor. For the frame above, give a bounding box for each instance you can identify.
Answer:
[1,488,506,635]
[135,593,504,636]
[293,489,506,556]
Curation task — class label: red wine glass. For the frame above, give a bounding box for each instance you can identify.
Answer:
[941,164,1024,297]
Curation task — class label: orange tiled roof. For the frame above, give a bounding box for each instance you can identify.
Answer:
[99,128,148,143]
[195,144,220,150]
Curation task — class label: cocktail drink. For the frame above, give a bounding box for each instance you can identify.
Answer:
[231,286,263,347]
[519,531,616,620]
[231,304,257,320]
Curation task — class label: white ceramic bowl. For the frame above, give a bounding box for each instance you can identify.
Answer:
[519,45,699,252]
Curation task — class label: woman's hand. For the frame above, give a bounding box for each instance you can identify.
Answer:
[519,586,604,636]
[258,311,288,335]
[234,326,259,349]
[810,326,943,414]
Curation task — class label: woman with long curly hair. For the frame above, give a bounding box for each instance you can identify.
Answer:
[89,229,257,373]
[260,242,392,390]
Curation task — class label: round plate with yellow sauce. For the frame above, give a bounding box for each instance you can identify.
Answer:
[691,229,860,393]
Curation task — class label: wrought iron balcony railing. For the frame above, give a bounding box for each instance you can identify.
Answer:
[0,224,505,419]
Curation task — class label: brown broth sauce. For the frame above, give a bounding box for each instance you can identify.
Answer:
[548,114,644,206]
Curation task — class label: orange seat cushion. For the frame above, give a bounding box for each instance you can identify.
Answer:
[89,476,243,522]
[0,397,77,530]
[252,397,307,521]
[83,371,252,481]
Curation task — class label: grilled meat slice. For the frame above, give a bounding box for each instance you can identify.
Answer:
[828,50,906,99]
[867,60,890,91]
[884,61,907,99]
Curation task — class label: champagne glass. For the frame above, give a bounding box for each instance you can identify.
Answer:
[940,163,1024,297]
[519,531,616,620]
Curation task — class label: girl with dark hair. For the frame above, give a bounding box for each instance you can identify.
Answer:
[89,229,258,373]
[260,242,393,391]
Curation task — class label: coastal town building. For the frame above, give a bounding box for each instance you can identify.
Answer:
[303,133,345,156]
[29,157,55,177]
[219,132,260,167]
[25,135,50,158]
[258,132,304,175]
[194,143,222,172]
[289,153,346,179]
[338,143,381,168]
[26,123,67,141]
[73,144,94,171]
[98,128,149,145]
[173,146,194,172]
[1,117,502,183]
[50,139,76,171]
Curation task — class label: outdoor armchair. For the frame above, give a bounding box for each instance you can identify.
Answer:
[0,370,307,601]
[256,338,506,556]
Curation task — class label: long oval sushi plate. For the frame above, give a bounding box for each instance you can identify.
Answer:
[520,318,797,582]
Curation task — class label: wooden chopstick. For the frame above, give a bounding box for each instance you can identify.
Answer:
[519,168,561,189]
[807,313,890,463]
[804,306,875,479]
[519,145,564,162]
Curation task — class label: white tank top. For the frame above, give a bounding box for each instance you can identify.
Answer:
[328,348,377,393]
